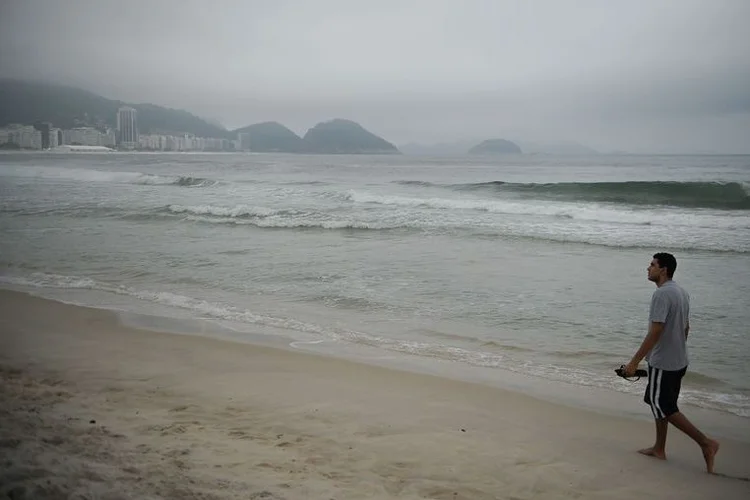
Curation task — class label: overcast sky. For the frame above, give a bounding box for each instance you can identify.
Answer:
[1,0,749,152]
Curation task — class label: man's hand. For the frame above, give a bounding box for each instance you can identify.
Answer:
[623,361,640,377]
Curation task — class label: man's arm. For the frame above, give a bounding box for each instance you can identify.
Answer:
[685,320,690,340]
[624,322,665,376]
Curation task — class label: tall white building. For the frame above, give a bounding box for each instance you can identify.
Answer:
[64,127,104,146]
[237,132,252,151]
[116,106,138,148]
[49,128,61,148]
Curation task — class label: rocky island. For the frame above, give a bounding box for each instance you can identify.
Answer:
[468,138,523,155]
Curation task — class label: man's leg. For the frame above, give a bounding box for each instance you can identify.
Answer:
[638,418,668,459]
[640,365,668,459]
[658,367,720,473]
[667,412,720,474]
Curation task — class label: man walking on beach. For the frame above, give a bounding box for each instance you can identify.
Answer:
[623,252,720,473]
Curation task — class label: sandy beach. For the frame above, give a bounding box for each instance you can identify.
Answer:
[1,289,748,499]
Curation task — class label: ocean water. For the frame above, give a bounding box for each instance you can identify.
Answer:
[1,152,748,418]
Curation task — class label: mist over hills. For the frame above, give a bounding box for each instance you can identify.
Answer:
[468,139,522,155]
[0,79,231,139]
[399,139,598,156]
[1,80,604,155]
[0,80,399,154]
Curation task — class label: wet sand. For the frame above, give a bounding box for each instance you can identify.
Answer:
[1,289,748,499]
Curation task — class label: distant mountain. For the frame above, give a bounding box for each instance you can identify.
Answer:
[0,79,232,139]
[233,121,306,152]
[402,139,598,156]
[132,103,232,139]
[468,139,522,155]
[0,81,403,154]
[302,119,400,154]
[399,140,476,156]
[515,140,598,155]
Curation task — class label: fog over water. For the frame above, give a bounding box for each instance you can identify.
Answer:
[1,0,749,153]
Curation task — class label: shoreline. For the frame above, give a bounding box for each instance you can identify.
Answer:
[3,282,749,440]
[1,289,750,498]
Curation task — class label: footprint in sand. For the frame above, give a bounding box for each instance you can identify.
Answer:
[168,405,194,413]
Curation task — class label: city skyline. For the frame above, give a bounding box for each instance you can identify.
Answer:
[0,103,241,152]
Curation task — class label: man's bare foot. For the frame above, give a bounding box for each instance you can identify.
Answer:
[701,439,720,474]
[638,447,666,460]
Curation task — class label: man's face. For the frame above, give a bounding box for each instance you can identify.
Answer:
[647,258,663,282]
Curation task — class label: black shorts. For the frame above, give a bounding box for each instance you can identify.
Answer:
[643,364,687,418]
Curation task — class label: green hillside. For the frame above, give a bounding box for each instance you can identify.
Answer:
[232,121,306,152]
[302,119,399,154]
[0,79,231,138]
[0,81,403,153]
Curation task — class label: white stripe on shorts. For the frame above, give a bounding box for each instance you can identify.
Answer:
[649,366,665,419]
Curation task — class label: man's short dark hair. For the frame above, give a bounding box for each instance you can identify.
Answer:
[653,252,677,278]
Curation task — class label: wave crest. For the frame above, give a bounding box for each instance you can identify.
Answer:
[454,180,750,210]
[0,165,216,188]
[167,204,284,218]
[135,175,215,187]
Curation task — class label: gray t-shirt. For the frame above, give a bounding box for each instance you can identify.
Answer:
[646,280,690,371]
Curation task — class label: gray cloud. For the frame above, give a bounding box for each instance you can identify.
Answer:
[2,0,749,152]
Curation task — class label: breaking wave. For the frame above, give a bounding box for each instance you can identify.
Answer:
[0,165,216,187]
[454,180,750,210]
[394,180,750,210]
